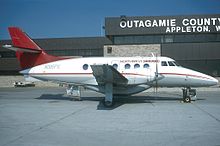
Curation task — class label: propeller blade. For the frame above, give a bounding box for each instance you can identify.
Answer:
[156,61,158,93]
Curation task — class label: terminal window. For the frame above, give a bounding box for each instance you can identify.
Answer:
[112,33,220,45]
[107,47,112,54]
[0,51,16,58]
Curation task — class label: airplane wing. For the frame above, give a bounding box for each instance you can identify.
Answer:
[91,64,128,86]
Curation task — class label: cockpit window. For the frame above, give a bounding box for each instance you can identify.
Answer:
[173,61,180,66]
[167,61,181,66]
[168,61,175,66]
[161,61,168,66]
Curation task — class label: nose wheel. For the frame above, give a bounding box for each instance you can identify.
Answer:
[182,88,196,103]
[183,95,191,103]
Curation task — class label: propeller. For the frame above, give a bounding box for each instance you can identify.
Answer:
[154,54,159,94]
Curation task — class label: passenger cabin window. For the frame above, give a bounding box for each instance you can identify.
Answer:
[168,61,175,66]
[161,61,168,66]
[143,63,150,68]
[83,64,89,70]
[112,64,118,69]
[134,64,140,69]
[125,64,131,69]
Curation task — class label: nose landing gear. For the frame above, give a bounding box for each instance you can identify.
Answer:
[182,88,197,103]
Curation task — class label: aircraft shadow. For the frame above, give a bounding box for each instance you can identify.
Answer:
[36,94,73,101]
[36,94,205,110]
[96,95,182,110]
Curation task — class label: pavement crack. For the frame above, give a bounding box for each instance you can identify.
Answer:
[193,104,220,124]
[38,106,88,130]
[2,106,88,146]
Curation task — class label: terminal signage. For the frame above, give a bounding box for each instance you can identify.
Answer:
[118,16,220,34]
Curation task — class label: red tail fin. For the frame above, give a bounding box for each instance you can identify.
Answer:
[7,27,65,70]
[9,27,42,52]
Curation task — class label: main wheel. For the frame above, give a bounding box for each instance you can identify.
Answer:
[183,96,191,103]
[103,100,114,107]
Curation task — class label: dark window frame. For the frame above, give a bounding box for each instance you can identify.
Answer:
[125,63,131,69]
[83,64,89,70]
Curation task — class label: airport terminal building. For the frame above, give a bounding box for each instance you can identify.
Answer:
[1,14,220,76]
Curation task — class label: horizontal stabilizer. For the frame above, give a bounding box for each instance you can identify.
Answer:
[2,45,41,53]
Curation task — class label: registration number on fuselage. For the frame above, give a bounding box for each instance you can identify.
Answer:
[44,64,60,70]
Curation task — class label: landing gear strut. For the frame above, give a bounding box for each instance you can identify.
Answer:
[182,87,197,103]
[102,82,114,107]
[66,85,82,101]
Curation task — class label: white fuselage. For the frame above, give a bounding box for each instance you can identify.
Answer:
[21,56,218,94]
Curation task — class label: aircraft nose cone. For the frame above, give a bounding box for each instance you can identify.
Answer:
[206,76,219,86]
[211,77,219,86]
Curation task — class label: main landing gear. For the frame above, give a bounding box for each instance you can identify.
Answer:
[182,87,197,103]
[102,82,114,108]
[66,85,82,101]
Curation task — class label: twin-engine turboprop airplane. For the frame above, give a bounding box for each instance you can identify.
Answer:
[3,27,218,107]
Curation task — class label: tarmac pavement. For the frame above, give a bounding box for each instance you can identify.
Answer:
[0,87,220,146]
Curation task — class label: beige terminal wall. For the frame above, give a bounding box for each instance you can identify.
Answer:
[104,44,161,57]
